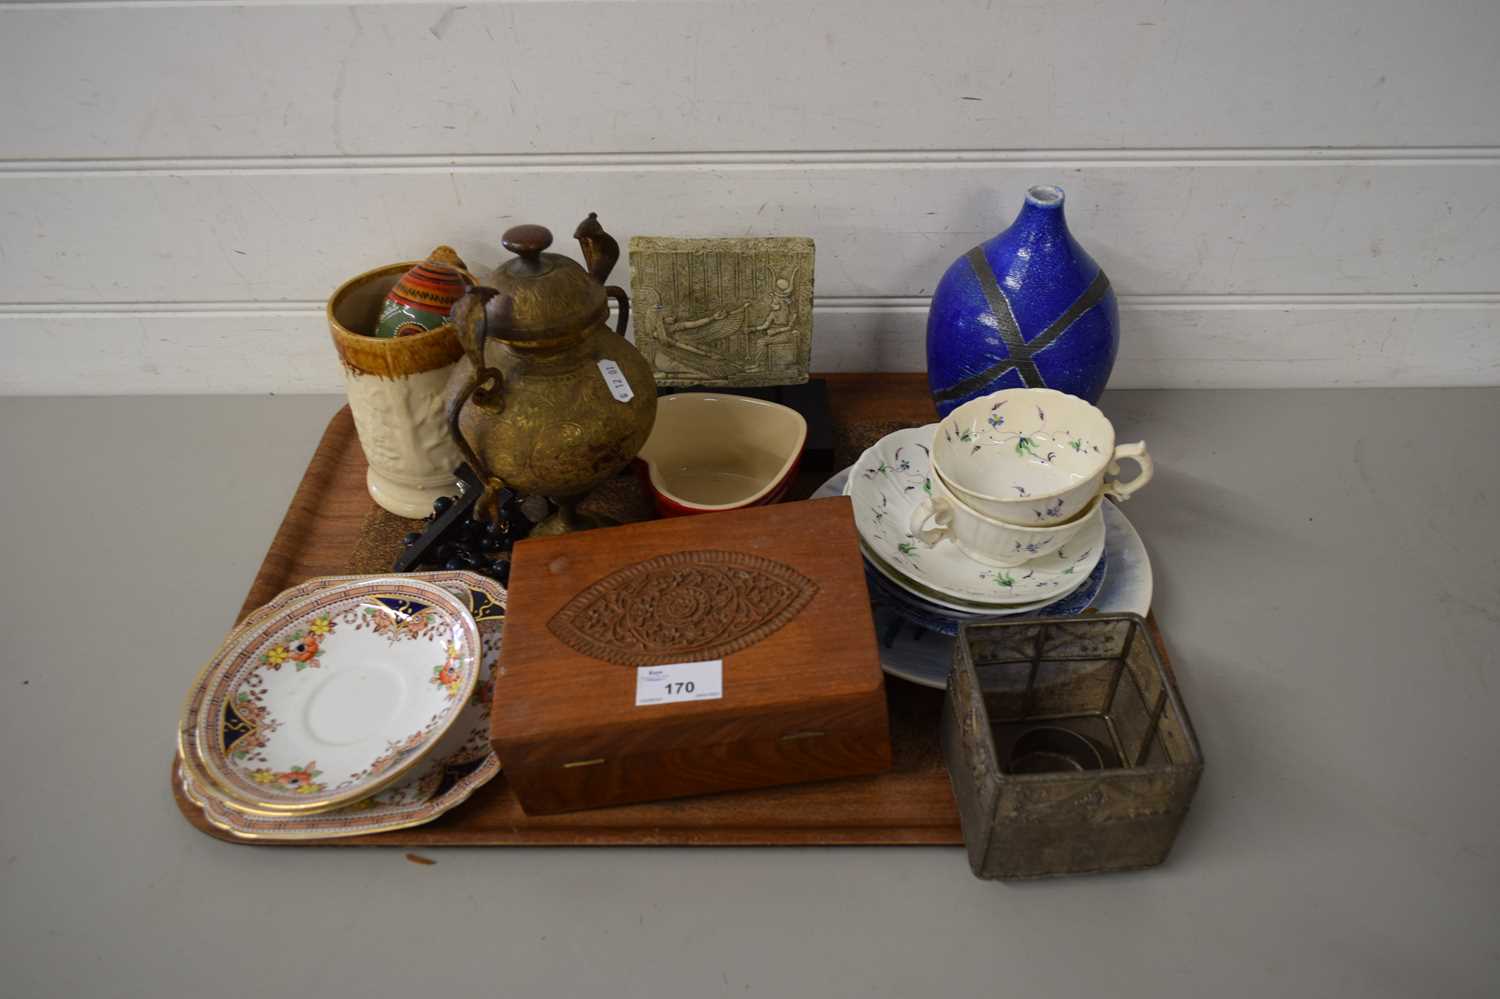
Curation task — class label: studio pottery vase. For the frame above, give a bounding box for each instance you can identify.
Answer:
[926,185,1118,416]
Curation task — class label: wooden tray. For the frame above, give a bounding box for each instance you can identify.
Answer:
[171,374,1172,846]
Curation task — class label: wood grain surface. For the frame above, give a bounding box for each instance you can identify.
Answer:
[497,497,890,814]
[172,373,1170,845]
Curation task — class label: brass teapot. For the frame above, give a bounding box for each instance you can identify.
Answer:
[446,214,657,535]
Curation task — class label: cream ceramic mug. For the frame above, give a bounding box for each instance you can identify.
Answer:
[328,261,470,519]
[909,471,1102,567]
[931,387,1152,525]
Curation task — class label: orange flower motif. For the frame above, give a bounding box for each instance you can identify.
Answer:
[403,612,433,638]
[251,761,325,794]
[286,634,321,662]
[263,617,335,671]
[432,659,462,698]
[279,764,323,794]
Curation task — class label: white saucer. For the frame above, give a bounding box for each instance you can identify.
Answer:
[844,476,1088,615]
[193,577,481,813]
[818,467,1153,689]
[849,425,1105,605]
[178,571,504,839]
[858,537,1087,616]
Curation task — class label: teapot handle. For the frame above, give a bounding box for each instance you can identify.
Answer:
[446,288,512,524]
[606,285,630,336]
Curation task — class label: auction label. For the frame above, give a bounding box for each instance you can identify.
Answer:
[635,660,723,707]
[597,359,635,403]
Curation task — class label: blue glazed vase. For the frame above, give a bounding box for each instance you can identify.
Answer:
[926,185,1118,416]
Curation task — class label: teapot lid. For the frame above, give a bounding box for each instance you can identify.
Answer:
[487,224,607,338]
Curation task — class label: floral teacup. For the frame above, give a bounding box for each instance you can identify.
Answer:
[930,387,1151,525]
[910,471,1101,567]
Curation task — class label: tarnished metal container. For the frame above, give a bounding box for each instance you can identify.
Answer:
[446,214,657,536]
[941,613,1203,880]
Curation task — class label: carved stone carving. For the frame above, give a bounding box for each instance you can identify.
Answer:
[628,236,815,387]
[548,550,819,666]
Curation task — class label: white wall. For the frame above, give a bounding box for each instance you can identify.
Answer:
[2,0,1497,395]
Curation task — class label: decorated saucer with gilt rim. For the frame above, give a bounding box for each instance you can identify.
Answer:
[192,577,480,814]
[176,572,504,838]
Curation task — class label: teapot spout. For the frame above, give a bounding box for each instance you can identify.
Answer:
[447,286,509,364]
[574,212,620,285]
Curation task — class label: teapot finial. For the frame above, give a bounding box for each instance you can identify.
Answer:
[501,224,553,273]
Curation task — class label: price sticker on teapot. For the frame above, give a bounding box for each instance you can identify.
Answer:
[597,359,634,403]
[635,660,723,707]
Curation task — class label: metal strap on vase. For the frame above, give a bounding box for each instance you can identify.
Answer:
[932,251,1111,406]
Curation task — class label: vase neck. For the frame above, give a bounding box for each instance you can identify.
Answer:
[1011,184,1068,236]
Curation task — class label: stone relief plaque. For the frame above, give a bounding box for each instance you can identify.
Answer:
[628,236,815,387]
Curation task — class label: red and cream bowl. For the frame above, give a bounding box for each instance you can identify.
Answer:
[636,393,807,517]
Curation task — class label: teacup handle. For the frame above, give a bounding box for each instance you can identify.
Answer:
[908,496,954,546]
[1103,441,1153,502]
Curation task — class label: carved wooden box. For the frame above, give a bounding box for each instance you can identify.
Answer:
[492,497,892,814]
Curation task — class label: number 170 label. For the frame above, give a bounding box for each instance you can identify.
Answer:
[635,660,723,707]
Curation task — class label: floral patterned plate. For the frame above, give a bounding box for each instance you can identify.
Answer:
[864,537,1086,615]
[176,572,504,839]
[180,754,500,841]
[849,426,1105,605]
[850,491,1088,617]
[179,573,501,829]
[193,577,481,814]
[818,468,1153,689]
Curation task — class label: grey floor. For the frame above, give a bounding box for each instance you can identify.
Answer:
[2,388,1496,998]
